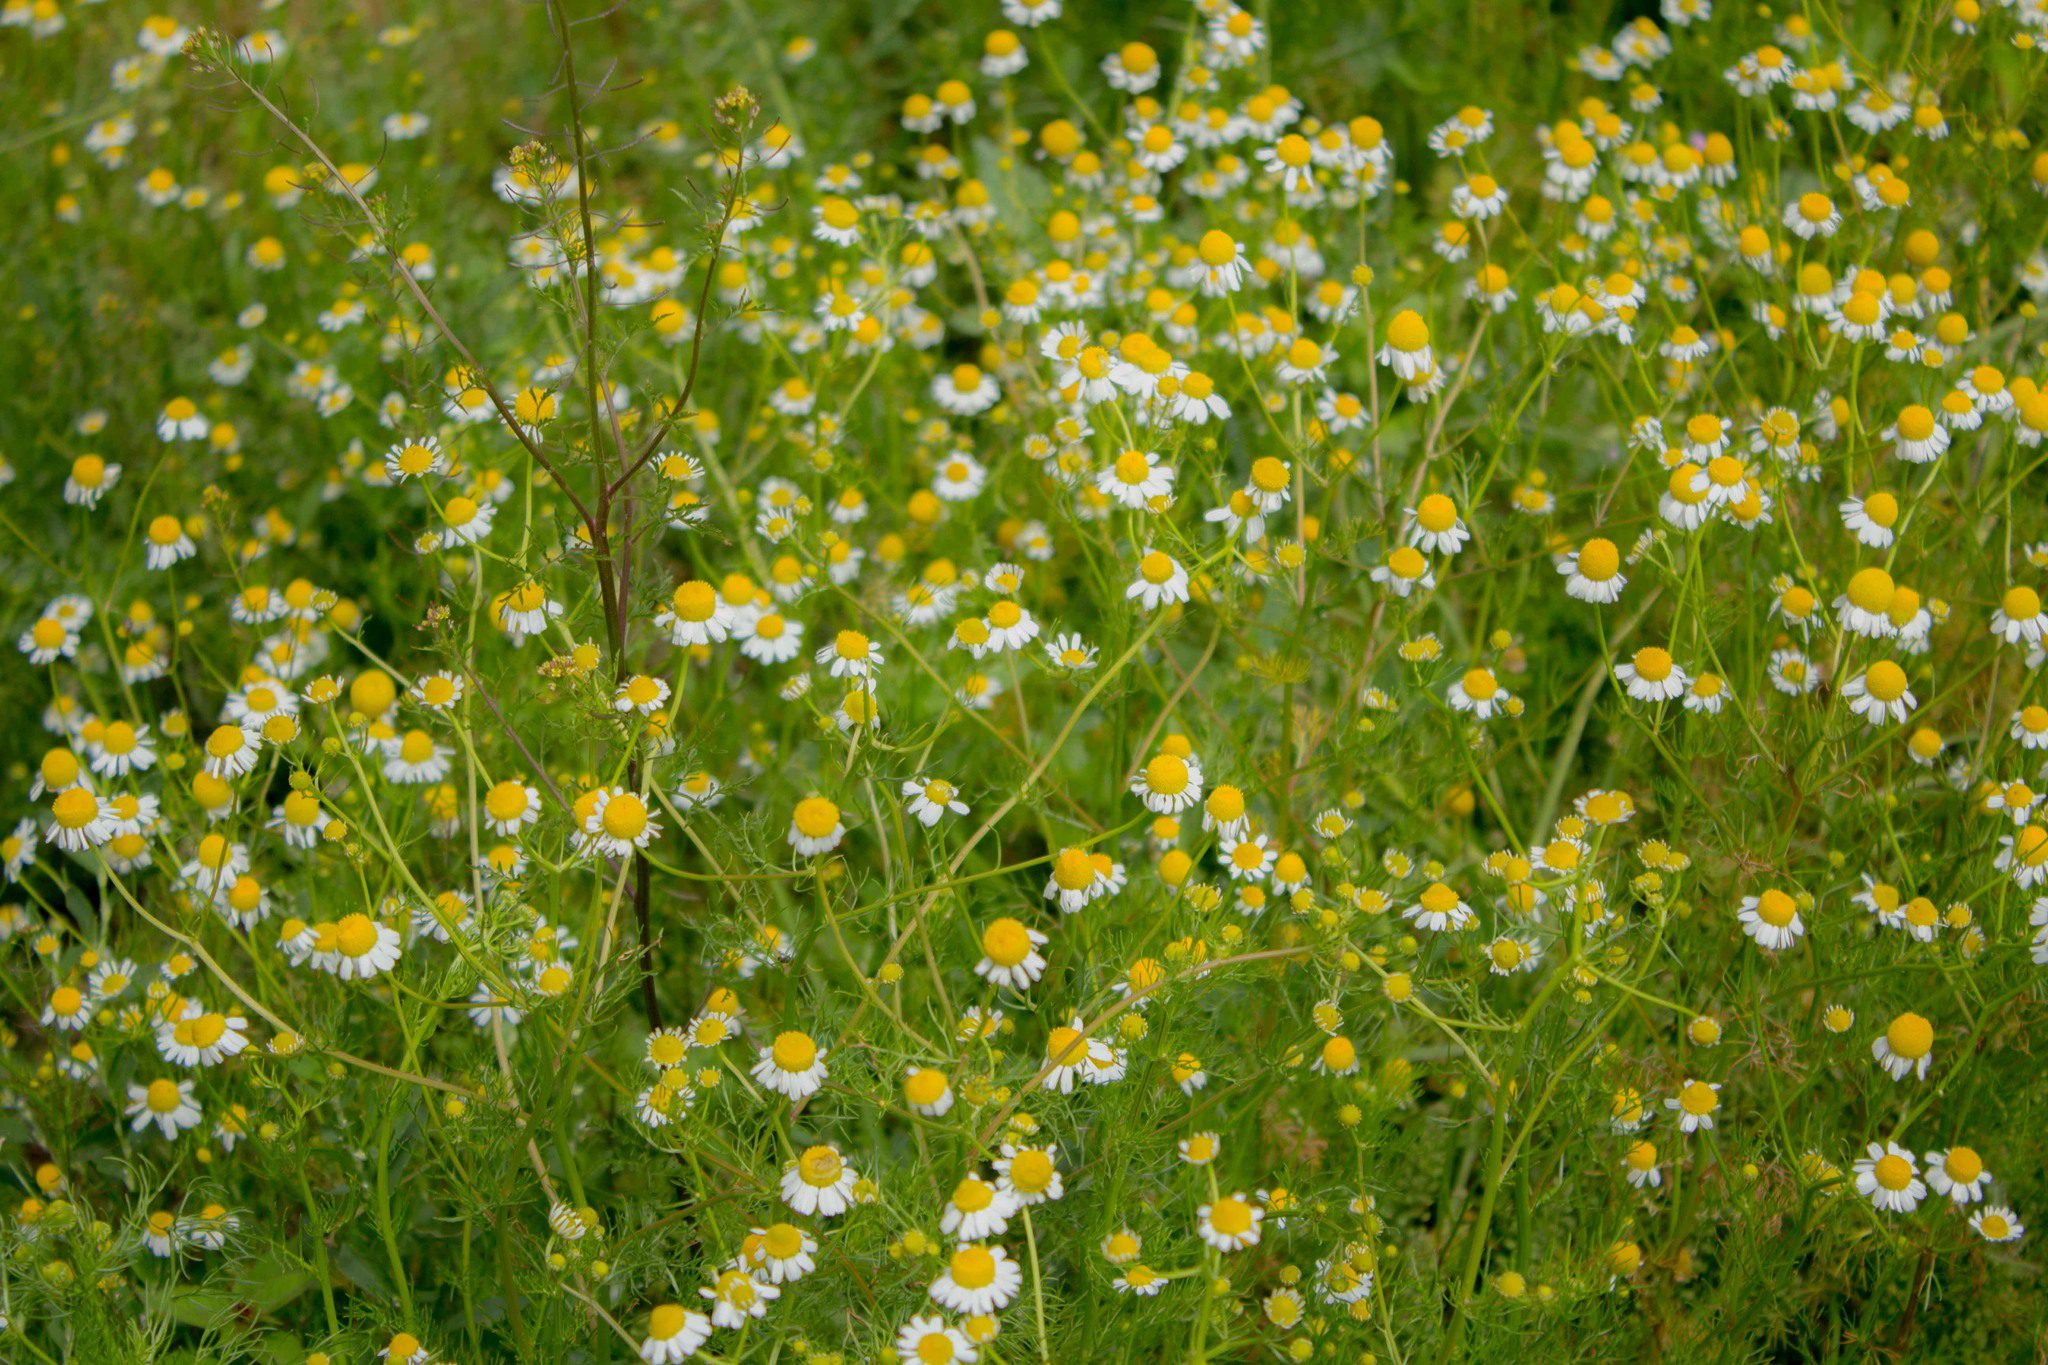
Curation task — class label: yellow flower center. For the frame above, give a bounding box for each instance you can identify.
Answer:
[982,918,1033,967]
[905,1068,949,1105]
[1386,309,1430,352]
[601,792,649,840]
[1756,889,1798,927]
[1864,661,1909,702]
[177,1013,228,1049]
[793,797,841,839]
[949,1246,997,1288]
[1896,405,1936,441]
[1577,538,1620,580]
[51,788,100,830]
[1009,1149,1054,1192]
[1208,1197,1253,1235]
[486,782,530,822]
[335,916,380,961]
[1416,494,1457,533]
[1198,229,1238,266]
[798,1145,843,1186]
[1052,847,1095,891]
[1885,1012,1933,1059]
[672,581,717,622]
[771,1031,817,1072]
[1847,567,1896,613]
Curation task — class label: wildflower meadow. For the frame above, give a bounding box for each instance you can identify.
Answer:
[6,0,2048,1359]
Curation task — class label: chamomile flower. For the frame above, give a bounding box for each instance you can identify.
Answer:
[1971,1206,2025,1243]
[384,435,446,482]
[994,1142,1062,1205]
[1887,404,1949,464]
[933,364,1000,415]
[1840,490,1901,547]
[1405,882,1475,932]
[1130,749,1203,813]
[1665,1078,1720,1132]
[902,776,969,826]
[1871,1011,1934,1081]
[382,729,452,784]
[788,796,846,856]
[156,397,209,441]
[482,780,541,836]
[738,610,805,664]
[658,580,738,646]
[585,787,661,856]
[1836,567,1900,638]
[142,515,197,569]
[125,1077,203,1139]
[1044,632,1099,670]
[1925,1145,1991,1204]
[903,1066,955,1117]
[975,918,1049,990]
[1407,494,1469,554]
[1561,537,1627,602]
[982,598,1041,649]
[751,1030,829,1101]
[942,1172,1018,1241]
[1041,1017,1103,1092]
[41,985,92,1031]
[1842,661,1916,725]
[1783,191,1841,239]
[1448,667,1512,720]
[328,913,403,981]
[156,1006,250,1067]
[1045,847,1102,913]
[638,1304,713,1363]
[930,1243,1023,1315]
[46,787,117,852]
[1853,1141,1926,1213]
[1617,647,1689,701]
[1196,1193,1265,1252]
[613,674,671,716]
[1372,546,1436,598]
[895,1317,976,1365]
[781,1144,859,1217]
[1096,448,1175,509]
[1737,888,1805,950]
[63,455,122,508]
[1990,586,2046,646]
[701,1269,777,1330]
